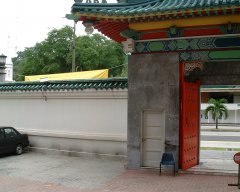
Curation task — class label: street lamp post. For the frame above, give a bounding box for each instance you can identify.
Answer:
[0,54,7,82]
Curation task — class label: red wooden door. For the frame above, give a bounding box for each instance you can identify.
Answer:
[180,60,200,170]
[180,64,200,170]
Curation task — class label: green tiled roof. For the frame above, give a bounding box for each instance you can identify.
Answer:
[72,0,240,17]
[0,78,128,92]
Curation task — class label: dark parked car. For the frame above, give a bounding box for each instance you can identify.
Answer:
[0,127,29,155]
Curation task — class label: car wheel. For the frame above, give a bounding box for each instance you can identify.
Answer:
[16,144,23,155]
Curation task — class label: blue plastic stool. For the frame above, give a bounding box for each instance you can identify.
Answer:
[159,153,176,176]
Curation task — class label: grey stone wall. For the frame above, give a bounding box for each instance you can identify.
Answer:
[127,53,179,169]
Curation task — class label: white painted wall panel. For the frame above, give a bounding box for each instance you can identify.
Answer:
[0,90,128,158]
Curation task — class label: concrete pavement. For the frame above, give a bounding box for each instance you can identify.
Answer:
[1,169,240,192]
[188,158,238,175]
[0,152,240,192]
[201,131,240,141]
[0,152,125,190]
[201,150,236,160]
[201,141,240,149]
[198,129,240,175]
[201,132,240,136]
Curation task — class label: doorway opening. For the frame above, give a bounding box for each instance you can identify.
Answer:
[195,86,240,174]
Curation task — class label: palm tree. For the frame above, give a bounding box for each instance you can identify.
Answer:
[204,98,228,130]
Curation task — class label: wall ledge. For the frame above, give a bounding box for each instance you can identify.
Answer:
[0,89,128,99]
[19,128,127,142]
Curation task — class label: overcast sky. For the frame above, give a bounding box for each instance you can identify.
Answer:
[0,0,117,63]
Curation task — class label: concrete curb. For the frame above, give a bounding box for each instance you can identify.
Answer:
[179,170,238,176]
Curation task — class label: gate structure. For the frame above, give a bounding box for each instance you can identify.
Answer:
[70,0,240,170]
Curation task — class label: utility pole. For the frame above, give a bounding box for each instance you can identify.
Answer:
[72,20,76,72]
[65,14,79,72]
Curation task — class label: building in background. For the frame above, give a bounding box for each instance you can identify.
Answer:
[0,54,13,82]
[5,62,13,82]
[201,87,240,125]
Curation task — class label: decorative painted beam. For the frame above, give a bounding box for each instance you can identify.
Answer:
[135,36,240,53]
[179,50,240,62]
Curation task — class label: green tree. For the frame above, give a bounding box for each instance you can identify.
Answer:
[13,26,126,81]
[204,98,228,130]
[73,34,126,77]
[13,26,73,81]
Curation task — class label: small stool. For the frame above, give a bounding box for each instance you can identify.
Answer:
[159,153,176,176]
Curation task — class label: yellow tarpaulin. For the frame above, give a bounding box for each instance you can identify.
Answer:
[25,69,109,82]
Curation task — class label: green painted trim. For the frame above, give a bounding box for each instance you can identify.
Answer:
[180,50,240,62]
[209,50,240,60]
[201,147,240,151]
[201,85,239,89]
[135,36,240,62]
[135,36,240,53]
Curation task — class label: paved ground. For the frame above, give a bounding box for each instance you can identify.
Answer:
[201,141,240,149]
[0,152,125,190]
[0,152,240,192]
[197,150,238,174]
[201,131,240,141]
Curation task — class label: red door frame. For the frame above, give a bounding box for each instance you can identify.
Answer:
[179,62,200,170]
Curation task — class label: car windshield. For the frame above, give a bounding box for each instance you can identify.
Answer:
[4,128,18,138]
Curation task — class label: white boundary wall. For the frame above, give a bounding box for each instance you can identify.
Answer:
[0,89,128,159]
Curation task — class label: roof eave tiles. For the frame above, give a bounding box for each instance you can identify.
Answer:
[0,78,128,92]
[72,0,240,19]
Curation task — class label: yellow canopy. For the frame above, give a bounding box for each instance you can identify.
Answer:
[25,69,109,82]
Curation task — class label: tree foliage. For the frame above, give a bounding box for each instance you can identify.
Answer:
[204,98,228,129]
[13,26,126,81]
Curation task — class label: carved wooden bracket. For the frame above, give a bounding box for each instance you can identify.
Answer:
[184,61,203,73]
